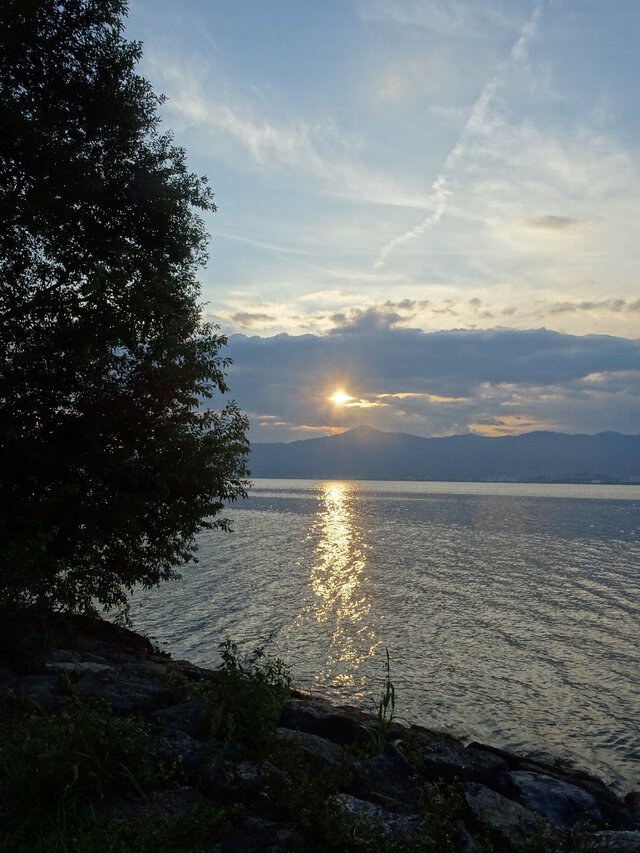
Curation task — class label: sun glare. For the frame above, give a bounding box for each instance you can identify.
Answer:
[329,390,353,406]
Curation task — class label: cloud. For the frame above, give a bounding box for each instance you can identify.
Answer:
[217,233,319,257]
[329,300,431,332]
[469,414,558,436]
[222,326,640,442]
[359,0,526,37]
[547,299,640,315]
[374,1,543,268]
[527,215,580,230]
[231,312,277,328]
[144,50,430,210]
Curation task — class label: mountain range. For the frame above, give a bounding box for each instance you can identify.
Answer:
[248,425,640,484]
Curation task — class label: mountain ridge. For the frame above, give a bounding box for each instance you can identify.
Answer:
[248,426,640,483]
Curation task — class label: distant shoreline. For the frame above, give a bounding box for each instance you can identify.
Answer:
[248,426,640,484]
[248,476,640,486]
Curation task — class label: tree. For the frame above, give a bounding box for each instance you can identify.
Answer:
[0,0,249,615]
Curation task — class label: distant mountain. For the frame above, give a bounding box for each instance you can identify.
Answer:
[248,425,640,484]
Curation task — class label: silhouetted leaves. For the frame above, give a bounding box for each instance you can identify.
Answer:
[0,0,249,614]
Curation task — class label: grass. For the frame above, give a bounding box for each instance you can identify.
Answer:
[208,636,292,755]
[1,637,607,852]
[0,690,233,852]
[0,695,149,849]
[54,801,229,852]
[264,740,467,852]
[366,647,396,755]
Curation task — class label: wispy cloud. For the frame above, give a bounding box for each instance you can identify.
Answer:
[216,232,320,257]
[145,49,429,209]
[547,298,640,315]
[359,0,525,37]
[374,1,543,268]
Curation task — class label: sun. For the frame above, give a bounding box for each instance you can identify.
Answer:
[329,390,353,406]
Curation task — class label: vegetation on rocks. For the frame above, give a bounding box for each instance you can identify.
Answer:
[1,616,639,852]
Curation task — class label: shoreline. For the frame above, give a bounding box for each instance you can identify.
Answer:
[2,614,639,851]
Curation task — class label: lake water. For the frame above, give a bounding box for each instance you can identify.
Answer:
[131,479,640,792]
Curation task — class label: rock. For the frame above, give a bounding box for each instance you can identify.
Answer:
[278,696,371,745]
[350,744,421,811]
[11,674,61,711]
[513,759,636,828]
[508,769,602,828]
[331,793,422,837]
[216,816,297,852]
[464,782,553,847]
[275,727,345,771]
[4,615,637,853]
[170,659,220,683]
[202,744,266,804]
[208,760,266,803]
[118,659,168,678]
[48,648,81,664]
[518,757,609,792]
[410,727,507,785]
[589,830,640,852]
[152,694,219,736]
[466,741,519,770]
[74,668,174,714]
[109,785,203,823]
[46,661,112,675]
[578,782,640,831]
[146,728,212,784]
[625,791,640,816]
[66,614,156,656]
[463,744,511,784]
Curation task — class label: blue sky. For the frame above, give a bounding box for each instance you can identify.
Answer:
[125,0,640,441]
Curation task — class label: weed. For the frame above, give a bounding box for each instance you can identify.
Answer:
[0,696,156,850]
[416,781,468,851]
[63,800,229,852]
[265,740,405,853]
[210,637,292,755]
[365,648,396,756]
[266,742,467,853]
[218,636,292,690]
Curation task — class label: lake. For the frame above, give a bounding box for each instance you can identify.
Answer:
[130,479,640,792]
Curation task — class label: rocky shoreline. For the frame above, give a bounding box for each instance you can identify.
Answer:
[1,616,639,851]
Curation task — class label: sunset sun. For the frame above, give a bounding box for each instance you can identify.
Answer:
[329,390,353,406]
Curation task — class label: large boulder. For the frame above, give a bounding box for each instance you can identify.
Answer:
[507,769,602,828]
[278,695,371,745]
[350,744,422,811]
[275,727,346,772]
[464,782,553,848]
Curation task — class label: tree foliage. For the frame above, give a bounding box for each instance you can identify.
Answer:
[0,0,249,614]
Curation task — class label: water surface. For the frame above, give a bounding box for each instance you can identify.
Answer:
[131,480,640,791]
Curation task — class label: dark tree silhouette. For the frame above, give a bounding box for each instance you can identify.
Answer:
[0,0,249,614]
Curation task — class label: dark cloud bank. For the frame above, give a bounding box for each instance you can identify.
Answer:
[222,323,640,442]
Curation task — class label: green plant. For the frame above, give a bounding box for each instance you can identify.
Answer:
[416,781,467,852]
[210,638,292,754]
[64,801,230,852]
[218,637,293,691]
[0,697,157,849]
[366,648,396,755]
[265,741,421,853]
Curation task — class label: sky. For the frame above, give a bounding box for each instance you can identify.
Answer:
[125,0,640,442]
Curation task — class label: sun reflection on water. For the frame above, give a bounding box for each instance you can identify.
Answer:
[306,481,377,695]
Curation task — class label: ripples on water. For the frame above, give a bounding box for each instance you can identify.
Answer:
[131,480,640,792]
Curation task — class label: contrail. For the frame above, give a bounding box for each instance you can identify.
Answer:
[373,2,543,270]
